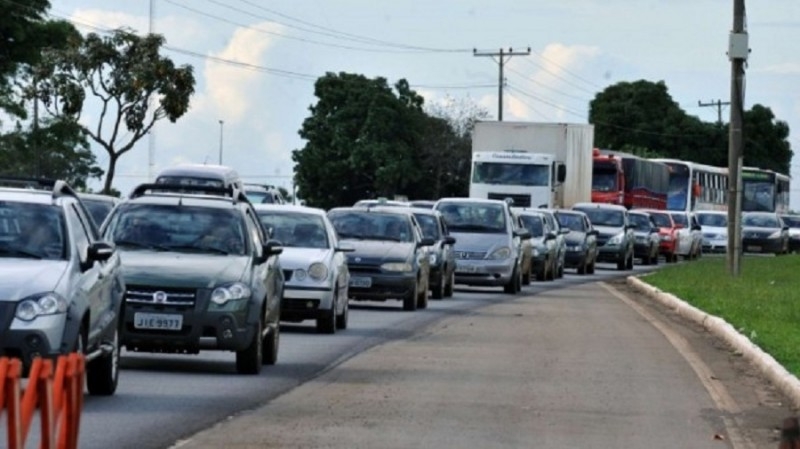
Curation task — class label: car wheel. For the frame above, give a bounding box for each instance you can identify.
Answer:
[403,282,418,311]
[316,300,336,335]
[443,270,455,298]
[262,321,279,365]
[652,247,659,265]
[87,326,120,396]
[522,262,532,285]
[431,270,445,300]
[626,251,634,270]
[556,258,564,278]
[417,278,429,309]
[577,257,586,275]
[504,266,519,294]
[616,254,626,270]
[587,255,596,274]
[236,318,263,374]
[336,293,349,330]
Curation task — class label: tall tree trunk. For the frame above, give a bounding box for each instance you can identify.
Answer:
[103,153,118,194]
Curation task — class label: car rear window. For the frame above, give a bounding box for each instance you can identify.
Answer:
[257,212,329,249]
[329,211,414,243]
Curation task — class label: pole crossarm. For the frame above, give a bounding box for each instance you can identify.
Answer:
[473,47,531,121]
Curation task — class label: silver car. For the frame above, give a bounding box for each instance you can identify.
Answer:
[0,179,124,395]
[255,204,351,333]
[435,198,531,294]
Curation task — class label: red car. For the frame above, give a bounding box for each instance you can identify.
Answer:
[641,209,680,263]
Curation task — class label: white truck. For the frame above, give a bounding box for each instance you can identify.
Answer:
[469,121,594,209]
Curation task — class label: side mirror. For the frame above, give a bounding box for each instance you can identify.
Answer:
[443,235,456,245]
[691,225,702,231]
[650,227,660,234]
[263,240,283,257]
[625,224,636,230]
[588,229,599,237]
[557,164,567,183]
[88,241,115,262]
[559,229,570,235]
[545,231,557,241]
[335,244,355,253]
[418,237,435,247]
[514,229,531,240]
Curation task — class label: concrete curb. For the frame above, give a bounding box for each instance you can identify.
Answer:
[626,275,800,411]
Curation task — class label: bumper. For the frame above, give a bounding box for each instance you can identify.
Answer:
[596,245,624,263]
[122,299,256,354]
[0,313,67,371]
[742,238,784,254]
[348,272,417,301]
[789,237,800,252]
[563,250,587,268]
[454,259,514,286]
[702,239,728,253]
[281,286,335,321]
[633,242,653,258]
[659,239,677,255]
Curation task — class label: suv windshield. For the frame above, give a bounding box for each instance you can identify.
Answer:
[575,208,624,227]
[649,213,672,228]
[257,211,329,249]
[82,198,114,226]
[329,211,414,242]
[105,204,247,255]
[628,214,653,231]
[436,203,507,233]
[743,214,780,228]
[412,213,441,240]
[555,212,586,232]
[0,201,66,260]
[519,215,545,237]
[670,213,688,226]
[782,215,800,228]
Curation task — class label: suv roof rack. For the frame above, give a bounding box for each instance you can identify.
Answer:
[129,182,249,204]
[0,176,79,200]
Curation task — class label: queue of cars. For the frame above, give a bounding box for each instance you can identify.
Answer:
[3,163,798,397]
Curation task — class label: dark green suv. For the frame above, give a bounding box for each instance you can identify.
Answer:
[101,183,284,374]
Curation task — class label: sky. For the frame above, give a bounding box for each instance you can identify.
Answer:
[40,0,800,209]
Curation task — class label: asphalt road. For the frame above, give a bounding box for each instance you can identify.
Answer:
[37,262,654,449]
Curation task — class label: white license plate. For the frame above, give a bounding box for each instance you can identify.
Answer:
[456,264,478,273]
[747,246,761,252]
[134,313,183,331]
[349,276,372,288]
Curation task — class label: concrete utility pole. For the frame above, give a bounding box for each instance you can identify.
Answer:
[218,120,224,165]
[473,47,531,121]
[147,0,156,180]
[727,0,748,276]
[698,99,731,125]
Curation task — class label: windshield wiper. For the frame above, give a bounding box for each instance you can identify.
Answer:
[115,240,170,251]
[0,246,42,259]
[164,244,231,255]
[337,233,364,240]
[450,224,499,232]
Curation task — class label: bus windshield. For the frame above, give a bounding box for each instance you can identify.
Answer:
[742,181,775,212]
[666,174,689,211]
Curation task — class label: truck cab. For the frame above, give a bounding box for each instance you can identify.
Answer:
[469,151,566,208]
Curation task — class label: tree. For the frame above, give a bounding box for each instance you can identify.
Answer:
[589,79,793,174]
[33,29,196,193]
[292,72,426,209]
[0,117,102,189]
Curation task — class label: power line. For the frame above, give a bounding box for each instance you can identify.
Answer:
[505,66,592,103]
[528,47,605,91]
[473,47,531,121]
[518,57,599,96]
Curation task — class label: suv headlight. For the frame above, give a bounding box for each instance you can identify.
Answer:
[607,233,624,245]
[16,293,68,321]
[308,262,328,281]
[381,262,413,272]
[488,247,511,260]
[211,282,252,305]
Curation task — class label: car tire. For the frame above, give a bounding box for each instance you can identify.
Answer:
[556,259,564,278]
[316,305,336,335]
[522,263,532,285]
[236,319,263,374]
[431,271,445,300]
[504,266,519,294]
[87,326,120,396]
[587,256,596,274]
[626,251,634,270]
[403,282,418,311]
[652,247,659,265]
[616,255,626,270]
[577,258,586,275]
[262,321,279,366]
[443,270,455,298]
[336,293,349,330]
[417,278,429,309]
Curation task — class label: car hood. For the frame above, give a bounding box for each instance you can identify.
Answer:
[119,250,250,288]
[702,226,727,236]
[450,232,510,252]
[742,226,780,238]
[564,232,587,244]
[278,247,331,269]
[594,225,624,237]
[0,260,69,301]
[343,240,415,263]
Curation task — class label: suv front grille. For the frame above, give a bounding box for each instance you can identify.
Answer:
[125,286,197,306]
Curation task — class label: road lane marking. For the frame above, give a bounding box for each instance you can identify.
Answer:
[601,282,754,449]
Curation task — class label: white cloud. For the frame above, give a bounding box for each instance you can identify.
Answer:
[69,8,205,49]
[754,63,800,75]
[204,22,283,123]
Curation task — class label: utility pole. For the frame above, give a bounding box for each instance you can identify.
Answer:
[698,99,731,125]
[727,0,748,276]
[473,47,531,121]
[218,120,224,165]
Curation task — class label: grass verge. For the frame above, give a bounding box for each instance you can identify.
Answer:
[642,255,800,376]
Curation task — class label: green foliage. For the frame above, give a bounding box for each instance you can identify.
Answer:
[293,74,486,209]
[644,256,800,375]
[589,80,793,174]
[0,117,102,189]
[33,29,196,193]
